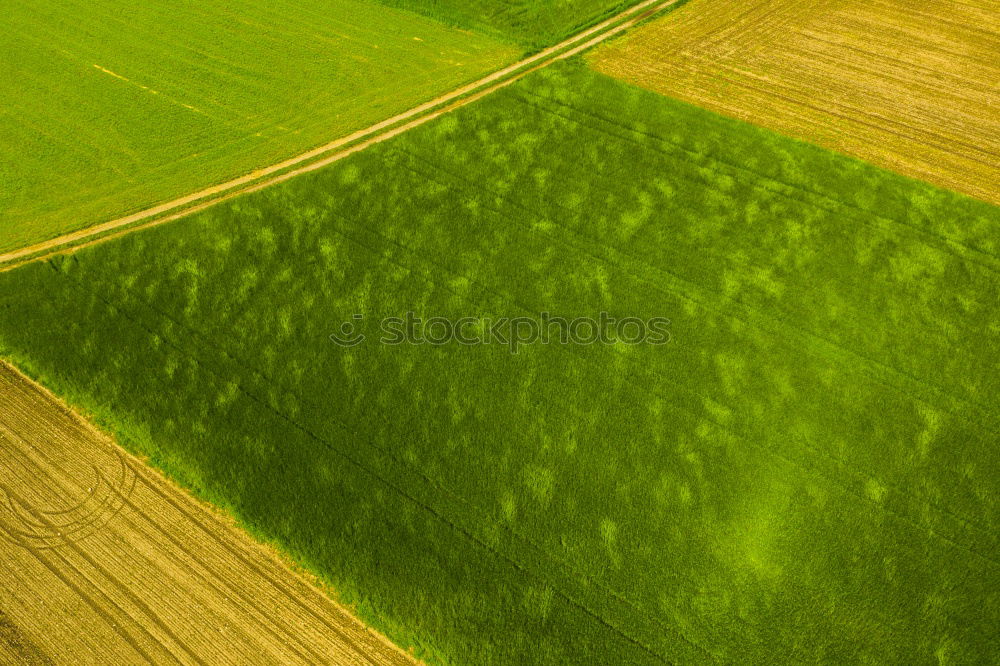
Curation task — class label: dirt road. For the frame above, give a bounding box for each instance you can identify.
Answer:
[0,0,682,272]
[0,362,415,665]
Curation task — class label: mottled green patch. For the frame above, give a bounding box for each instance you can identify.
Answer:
[523,465,556,507]
[0,60,997,664]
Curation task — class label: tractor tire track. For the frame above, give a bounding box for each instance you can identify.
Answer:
[0,361,414,665]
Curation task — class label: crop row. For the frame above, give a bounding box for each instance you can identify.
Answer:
[1,60,998,662]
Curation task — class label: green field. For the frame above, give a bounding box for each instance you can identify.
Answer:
[0,0,517,254]
[2,60,999,663]
[375,0,646,49]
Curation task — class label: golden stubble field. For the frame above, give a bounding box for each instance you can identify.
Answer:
[0,362,414,665]
[590,0,1000,204]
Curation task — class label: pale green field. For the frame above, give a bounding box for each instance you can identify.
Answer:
[0,0,517,253]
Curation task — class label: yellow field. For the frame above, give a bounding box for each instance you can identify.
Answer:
[0,362,413,665]
[589,0,1000,203]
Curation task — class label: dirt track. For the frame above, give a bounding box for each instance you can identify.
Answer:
[0,362,414,665]
[0,0,682,272]
[590,0,1000,204]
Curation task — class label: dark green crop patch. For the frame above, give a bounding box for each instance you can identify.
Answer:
[373,0,647,49]
[1,60,998,664]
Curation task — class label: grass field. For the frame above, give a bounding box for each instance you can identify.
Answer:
[0,363,412,664]
[2,60,999,663]
[588,0,1000,205]
[0,0,516,254]
[374,0,647,49]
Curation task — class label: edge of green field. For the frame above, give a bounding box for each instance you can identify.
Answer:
[1,0,666,256]
[372,0,650,50]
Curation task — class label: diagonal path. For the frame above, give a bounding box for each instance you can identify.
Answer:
[0,0,683,273]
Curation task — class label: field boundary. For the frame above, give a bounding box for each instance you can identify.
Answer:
[0,360,416,664]
[588,0,1000,205]
[0,0,682,274]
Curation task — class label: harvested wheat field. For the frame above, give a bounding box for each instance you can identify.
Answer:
[590,0,1000,204]
[0,362,413,665]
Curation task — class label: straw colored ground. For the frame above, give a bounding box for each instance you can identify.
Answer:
[589,0,1000,204]
[0,361,414,665]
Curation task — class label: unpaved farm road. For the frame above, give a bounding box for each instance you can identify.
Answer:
[0,0,682,272]
[0,362,415,665]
